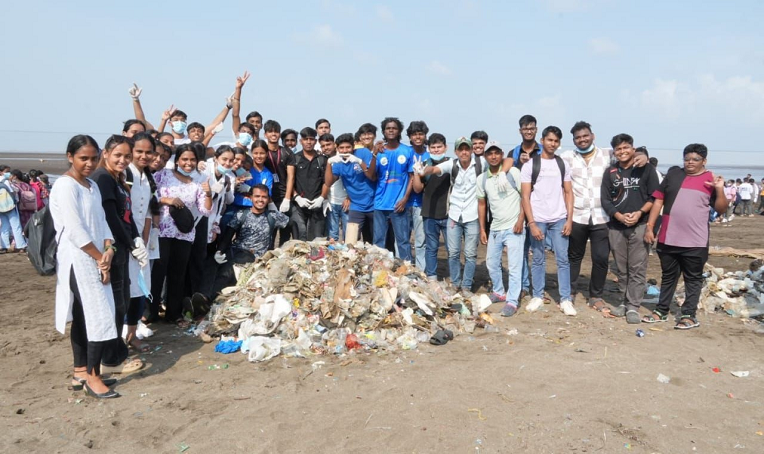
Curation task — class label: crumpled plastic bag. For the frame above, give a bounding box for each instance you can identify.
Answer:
[238,295,292,337]
[245,336,282,362]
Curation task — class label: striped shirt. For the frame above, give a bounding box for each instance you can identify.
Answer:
[559,146,614,225]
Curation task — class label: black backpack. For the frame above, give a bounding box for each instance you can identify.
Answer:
[530,154,565,192]
[24,206,58,276]
[451,157,482,182]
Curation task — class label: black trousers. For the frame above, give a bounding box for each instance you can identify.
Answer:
[186,217,208,295]
[151,237,192,321]
[655,245,707,317]
[568,221,609,298]
[102,245,129,367]
[291,205,326,241]
[70,267,109,375]
[126,297,143,326]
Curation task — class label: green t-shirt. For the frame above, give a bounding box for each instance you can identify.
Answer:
[476,167,523,231]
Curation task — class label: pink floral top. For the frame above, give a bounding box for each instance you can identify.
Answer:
[154,169,211,242]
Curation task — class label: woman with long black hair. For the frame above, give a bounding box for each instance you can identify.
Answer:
[50,135,120,398]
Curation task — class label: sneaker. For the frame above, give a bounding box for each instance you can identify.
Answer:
[612,304,627,317]
[750,214,755,217]
[721,218,728,223]
[525,297,544,312]
[488,292,506,303]
[501,304,517,317]
[729,214,735,221]
[560,299,577,316]
[626,310,641,324]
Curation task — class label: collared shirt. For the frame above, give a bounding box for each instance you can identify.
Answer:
[435,156,486,223]
[558,146,613,225]
[293,151,326,200]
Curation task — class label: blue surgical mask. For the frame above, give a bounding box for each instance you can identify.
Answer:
[576,143,595,154]
[217,164,232,176]
[176,167,194,177]
[237,132,253,147]
[234,168,246,177]
[172,121,188,135]
[430,154,447,162]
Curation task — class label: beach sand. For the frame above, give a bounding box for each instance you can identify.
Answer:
[1,195,763,452]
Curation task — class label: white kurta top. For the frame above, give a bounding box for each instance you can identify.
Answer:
[50,176,117,342]
[127,164,153,298]
[202,158,235,242]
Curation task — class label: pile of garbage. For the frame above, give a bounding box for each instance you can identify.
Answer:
[198,240,495,362]
[691,260,764,331]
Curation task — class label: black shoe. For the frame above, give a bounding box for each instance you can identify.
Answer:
[191,292,211,316]
[72,377,117,390]
[0,248,7,254]
[84,382,120,399]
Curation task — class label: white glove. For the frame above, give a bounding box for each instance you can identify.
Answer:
[214,251,227,264]
[343,154,362,165]
[496,172,510,192]
[328,155,342,165]
[279,199,291,213]
[132,238,149,267]
[413,160,426,176]
[197,161,207,171]
[225,90,235,109]
[309,196,325,210]
[236,183,251,194]
[213,122,225,133]
[267,202,278,212]
[295,196,310,208]
[322,199,332,216]
[128,83,142,100]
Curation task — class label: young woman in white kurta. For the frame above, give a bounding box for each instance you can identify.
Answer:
[50,135,120,398]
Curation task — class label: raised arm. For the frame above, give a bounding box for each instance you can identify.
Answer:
[231,71,250,136]
[158,104,174,133]
[129,83,156,130]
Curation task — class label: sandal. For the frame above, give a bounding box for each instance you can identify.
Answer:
[128,337,150,353]
[101,358,144,375]
[674,315,700,330]
[72,377,117,391]
[429,329,454,346]
[587,298,615,318]
[642,310,668,323]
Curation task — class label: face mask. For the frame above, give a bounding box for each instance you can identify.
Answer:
[238,132,253,147]
[234,168,247,177]
[172,121,188,135]
[430,154,447,162]
[0,173,7,182]
[575,143,594,154]
[176,167,194,177]
[217,164,232,175]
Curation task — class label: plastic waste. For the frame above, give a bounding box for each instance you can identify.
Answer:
[656,373,670,384]
[731,371,750,378]
[246,337,282,362]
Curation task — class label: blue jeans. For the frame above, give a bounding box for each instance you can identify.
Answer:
[0,207,27,249]
[530,218,571,301]
[423,217,448,277]
[486,228,525,306]
[446,218,479,290]
[326,203,348,241]
[522,227,531,291]
[373,209,412,262]
[410,206,426,271]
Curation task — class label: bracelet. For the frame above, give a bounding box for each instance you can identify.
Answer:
[528,221,536,226]
[105,245,117,252]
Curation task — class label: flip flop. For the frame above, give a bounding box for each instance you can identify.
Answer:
[101,358,144,375]
[588,298,616,318]
[429,329,454,346]
[128,337,151,353]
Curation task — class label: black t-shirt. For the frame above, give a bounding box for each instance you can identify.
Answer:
[93,167,138,247]
[601,163,659,230]
[293,152,326,200]
[264,146,295,201]
[422,158,451,220]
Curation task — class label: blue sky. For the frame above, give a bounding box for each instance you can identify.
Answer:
[1,0,763,166]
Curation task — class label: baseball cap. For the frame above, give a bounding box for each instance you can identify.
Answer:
[485,140,503,153]
[454,137,472,149]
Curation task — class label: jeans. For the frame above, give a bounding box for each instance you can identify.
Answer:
[373,209,412,262]
[522,228,531,292]
[486,228,525,306]
[326,203,348,241]
[423,217,448,277]
[568,221,609,299]
[446,218,479,290]
[609,224,649,310]
[410,206,426,271]
[529,218,571,301]
[0,207,27,249]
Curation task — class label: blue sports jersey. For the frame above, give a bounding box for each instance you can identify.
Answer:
[374,143,414,211]
[332,147,375,212]
[233,167,273,207]
[407,148,429,208]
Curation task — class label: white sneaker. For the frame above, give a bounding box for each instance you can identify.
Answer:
[730,214,735,221]
[721,218,728,223]
[525,297,544,312]
[560,299,577,316]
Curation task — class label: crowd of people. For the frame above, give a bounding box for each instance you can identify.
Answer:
[2,73,758,399]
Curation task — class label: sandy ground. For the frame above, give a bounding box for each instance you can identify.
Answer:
[2,182,764,453]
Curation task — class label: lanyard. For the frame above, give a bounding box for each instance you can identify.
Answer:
[268,148,281,171]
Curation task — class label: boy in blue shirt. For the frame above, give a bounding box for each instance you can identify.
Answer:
[371,117,414,262]
[406,121,430,270]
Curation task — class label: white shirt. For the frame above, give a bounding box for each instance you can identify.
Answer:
[202,158,235,242]
[329,177,347,205]
[127,164,153,298]
[739,183,753,200]
[435,156,486,223]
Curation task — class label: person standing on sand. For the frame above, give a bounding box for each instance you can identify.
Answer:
[738,178,753,216]
[0,166,28,253]
[642,144,728,329]
[50,135,120,398]
[406,121,430,271]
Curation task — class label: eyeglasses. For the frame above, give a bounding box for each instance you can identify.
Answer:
[683,156,704,162]
[520,127,537,132]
